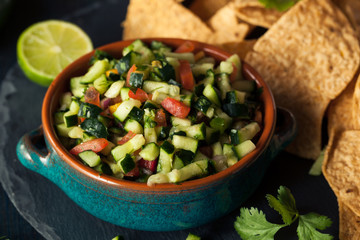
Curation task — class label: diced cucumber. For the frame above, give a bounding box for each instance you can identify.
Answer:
[205,127,220,145]
[117,153,136,174]
[143,100,159,110]
[151,90,169,104]
[176,122,206,140]
[111,134,145,161]
[77,102,102,119]
[120,87,130,101]
[63,111,78,127]
[212,142,223,156]
[78,150,101,167]
[171,116,191,127]
[174,149,195,166]
[222,103,249,118]
[194,96,212,114]
[191,63,214,77]
[104,80,125,98]
[56,123,74,137]
[167,160,208,183]
[233,140,256,159]
[100,141,115,156]
[216,73,232,99]
[172,157,185,170]
[94,162,113,175]
[193,151,209,162]
[226,54,242,81]
[113,99,142,122]
[54,111,65,124]
[68,126,83,139]
[172,135,198,153]
[93,74,111,94]
[142,81,180,96]
[139,143,160,161]
[157,141,175,173]
[59,92,73,111]
[82,132,96,142]
[156,126,171,141]
[232,80,257,93]
[144,127,157,143]
[219,61,233,75]
[81,59,110,84]
[203,84,221,106]
[230,122,261,145]
[69,99,80,113]
[70,76,87,98]
[129,72,144,88]
[164,52,195,63]
[186,233,201,240]
[124,119,143,134]
[225,90,247,104]
[80,118,108,138]
[178,94,193,107]
[223,143,238,167]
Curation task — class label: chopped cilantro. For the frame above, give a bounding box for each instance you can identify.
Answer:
[258,0,299,12]
[234,186,333,240]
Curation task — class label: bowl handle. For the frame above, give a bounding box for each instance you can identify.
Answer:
[16,126,51,174]
[268,107,297,159]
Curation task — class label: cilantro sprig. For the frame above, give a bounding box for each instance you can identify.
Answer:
[234,186,333,240]
[258,0,299,12]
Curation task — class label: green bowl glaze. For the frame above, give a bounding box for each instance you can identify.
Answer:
[16,38,296,231]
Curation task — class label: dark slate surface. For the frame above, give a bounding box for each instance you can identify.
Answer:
[0,0,339,239]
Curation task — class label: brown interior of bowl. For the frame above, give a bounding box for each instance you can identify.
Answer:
[42,38,276,192]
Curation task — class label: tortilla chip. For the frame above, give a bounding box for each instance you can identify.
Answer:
[189,0,230,21]
[245,0,360,160]
[322,130,360,216]
[338,201,360,240]
[217,40,256,60]
[353,72,360,129]
[327,74,358,134]
[123,0,212,42]
[233,0,284,28]
[332,0,360,30]
[207,2,252,45]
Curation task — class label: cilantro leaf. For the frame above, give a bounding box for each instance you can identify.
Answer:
[266,186,298,225]
[234,207,285,240]
[258,0,299,12]
[297,213,333,240]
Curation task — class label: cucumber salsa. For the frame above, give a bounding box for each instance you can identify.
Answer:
[54,39,263,186]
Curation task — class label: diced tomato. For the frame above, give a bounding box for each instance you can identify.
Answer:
[124,165,140,177]
[69,138,109,155]
[175,41,195,53]
[155,109,167,127]
[128,88,149,102]
[161,97,191,119]
[117,131,136,145]
[79,117,86,124]
[138,158,158,173]
[126,64,137,87]
[179,60,194,91]
[229,63,237,83]
[84,86,100,107]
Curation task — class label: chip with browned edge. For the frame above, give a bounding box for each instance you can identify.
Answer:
[123,0,212,42]
[352,73,360,129]
[327,74,358,134]
[233,0,284,28]
[189,0,230,21]
[323,130,360,217]
[245,0,360,160]
[338,201,360,240]
[207,2,251,44]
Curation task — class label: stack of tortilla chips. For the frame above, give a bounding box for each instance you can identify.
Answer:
[122,0,360,237]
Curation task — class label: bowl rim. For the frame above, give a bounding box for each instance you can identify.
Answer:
[42,38,276,192]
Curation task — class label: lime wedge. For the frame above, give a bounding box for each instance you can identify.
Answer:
[17,20,93,86]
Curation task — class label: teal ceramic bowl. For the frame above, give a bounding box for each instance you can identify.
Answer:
[16,38,296,231]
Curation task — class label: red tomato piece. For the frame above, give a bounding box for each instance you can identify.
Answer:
[161,97,191,119]
[124,165,140,177]
[155,108,167,127]
[179,60,194,91]
[128,88,149,102]
[229,63,237,83]
[117,131,136,145]
[138,158,158,173]
[126,64,137,87]
[175,41,195,53]
[84,86,100,107]
[69,138,109,155]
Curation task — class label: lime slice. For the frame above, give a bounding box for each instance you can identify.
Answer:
[17,20,93,86]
